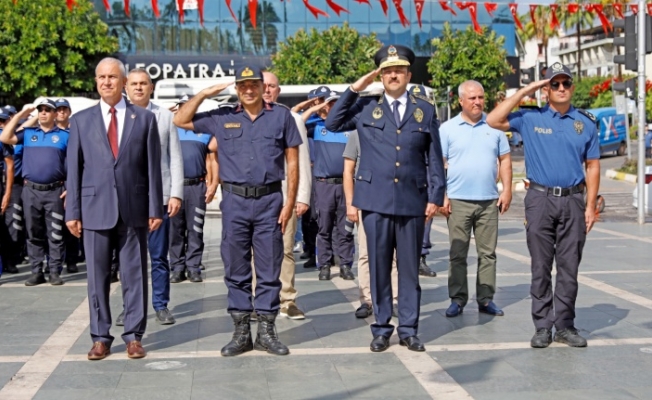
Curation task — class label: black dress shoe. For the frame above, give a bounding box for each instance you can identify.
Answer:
[530,328,552,348]
[49,273,64,286]
[419,256,437,277]
[318,266,331,280]
[370,336,390,352]
[554,327,587,347]
[66,263,79,274]
[339,266,355,280]
[399,336,426,352]
[116,311,125,327]
[303,256,317,269]
[25,272,46,286]
[156,308,176,325]
[188,271,203,282]
[170,271,186,283]
[355,303,373,318]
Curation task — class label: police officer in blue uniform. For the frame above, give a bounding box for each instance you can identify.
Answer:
[169,94,218,284]
[174,65,302,357]
[326,45,446,353]
[487,62,600,349]
[0,99,69,286]
[0,106,24,274]
[301,89,355,281]
[0,113,14,274]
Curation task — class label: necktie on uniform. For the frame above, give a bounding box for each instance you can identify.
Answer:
[108,107,119,159]
[392,100,401,126]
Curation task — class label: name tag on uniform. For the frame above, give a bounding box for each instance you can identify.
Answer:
[224,123,241,129]
[533,127,552,134]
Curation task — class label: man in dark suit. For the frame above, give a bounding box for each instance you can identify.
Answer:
[66,57,163,361]
[325,45,445,353]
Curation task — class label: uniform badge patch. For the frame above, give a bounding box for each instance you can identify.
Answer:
[52,135,59,143]
[30,135,38,142]
[321,128,328,136]
[574,120,583,134]
[372,107,383,119]
[414,108,423,123]
[224,123,241,128]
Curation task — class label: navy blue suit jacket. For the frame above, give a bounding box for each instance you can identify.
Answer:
[65,103,163,230]
[325,88,445,217]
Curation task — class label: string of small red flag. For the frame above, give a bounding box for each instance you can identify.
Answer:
[31,1,652,33]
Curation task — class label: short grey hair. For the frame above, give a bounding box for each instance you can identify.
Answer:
[95,57,126,78]
[458,80,484,98]
[128,67,152,84]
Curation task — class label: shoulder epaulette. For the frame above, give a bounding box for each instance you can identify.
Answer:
[577,109,596,122]
[413,94,435,106]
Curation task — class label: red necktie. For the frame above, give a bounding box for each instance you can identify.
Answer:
[108,107,119,158]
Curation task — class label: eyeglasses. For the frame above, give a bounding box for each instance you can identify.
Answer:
[549,80,573,90]
[37,107,54,113]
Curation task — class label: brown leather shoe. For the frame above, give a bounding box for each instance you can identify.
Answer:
[87,342,110,361]
[126,341,146,359]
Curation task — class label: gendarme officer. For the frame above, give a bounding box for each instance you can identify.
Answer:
[487,62,600,349]
[326,45,446,353]
[174,66,302,357]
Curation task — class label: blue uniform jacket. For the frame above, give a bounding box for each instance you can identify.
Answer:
[325,88,446,217]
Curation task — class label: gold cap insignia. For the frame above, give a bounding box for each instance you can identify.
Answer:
[242,67,254,77]
[574,120,583,134]
[412,86,420,93]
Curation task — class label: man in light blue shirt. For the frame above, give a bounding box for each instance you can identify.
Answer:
[439,80,512,318]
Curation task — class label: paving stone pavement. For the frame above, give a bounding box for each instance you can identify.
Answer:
[1,215,652,399]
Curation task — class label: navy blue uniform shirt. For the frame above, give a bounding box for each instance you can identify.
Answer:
[192,102,303,186]
[16,125,69,184]
[178,128,213,179]
[508,104,600,188]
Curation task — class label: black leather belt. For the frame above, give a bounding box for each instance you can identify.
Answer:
[316,177,343,184]
[528,181,585,197]
[184,177,205,186]
[222,181,282,198]
[24,180,64,191]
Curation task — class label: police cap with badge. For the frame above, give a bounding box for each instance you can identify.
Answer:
[235,65,263,82]
[544,62,572,81]
[54,98,71,110]
[374,45,415,69]
[35,98,57,111]
[313,86,331,100]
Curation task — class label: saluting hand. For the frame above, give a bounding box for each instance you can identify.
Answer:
[201,81,234,98]
[351,68,381,93]
[291,97,321,114]
[522,79,549,97]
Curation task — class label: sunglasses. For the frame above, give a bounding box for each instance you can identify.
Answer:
[37,107,54,113]
[549,80,573,90]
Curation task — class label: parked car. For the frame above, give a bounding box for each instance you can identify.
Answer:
[587,107,628,156]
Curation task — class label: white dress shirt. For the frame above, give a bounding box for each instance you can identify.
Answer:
[99,97,127,145]
[384,91,408,121]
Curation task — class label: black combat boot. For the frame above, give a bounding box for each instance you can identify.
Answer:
[254,313,289,355]
[220,312,254,357]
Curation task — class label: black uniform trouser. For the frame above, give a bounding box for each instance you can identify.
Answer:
[1,183,25,266]
[169,182,207,274]
[314,180,354,267]
[301,176,318,256]
[525,189,587,331]
[22,185,65,274]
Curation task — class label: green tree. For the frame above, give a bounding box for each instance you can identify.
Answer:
[427,24,513,111]
[518,6,558,67]
[556,0,594,81]
[0,0,118,104]
[271,22,381,84]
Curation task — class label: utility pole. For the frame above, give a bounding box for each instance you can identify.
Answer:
[636,0,646,224]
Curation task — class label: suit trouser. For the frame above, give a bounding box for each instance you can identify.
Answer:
[222,191,283,314]
[170,182,207,274]
[253,211,299,306]
[525,189,586,331]
[447,199,499,307]
[356,209,398,306]
[148,210,170,311]
[314,181,354,267]
[22,186,65,274]
[85,218,148,346]
[362,211,423,339]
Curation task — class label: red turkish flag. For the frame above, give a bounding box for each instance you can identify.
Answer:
[66,0,76,11]
[439,1,457,16]
[455,2,481,34]
[102,0,110,12]
[529,5,537,26]
[124,0,130,17]
[414,0,425,28]
[353,0,371,6]
[326,0,349,16]
[248,0,258,28]
[177,0,184,23]
[484,2,497,17]
[151,0,160,17]
[198,0,204,25]
[392,0,410,27]
[631,4,639,14]
[567,3,579,14]
[647,3,652,15]
[378,0,389,16]
[508,3,523,30]
[613,3,624,19]
[225,0,239,25]
[586,4,611,34]
[549,4,559,30]
[303,0,329,19]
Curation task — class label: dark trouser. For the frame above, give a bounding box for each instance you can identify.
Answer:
[362,211,424,339]
[314,181,354,267]
[64,229,80,266]
[421,218,433,256]
[2,183,25,266]
[221,190,283,314]
[525,189,587,331]
[301,176,318,255]
[447,199,499,307]
[148,210,170,311]
[169,182,207,274]
[85,217,148,346]
[22,186,65,274]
